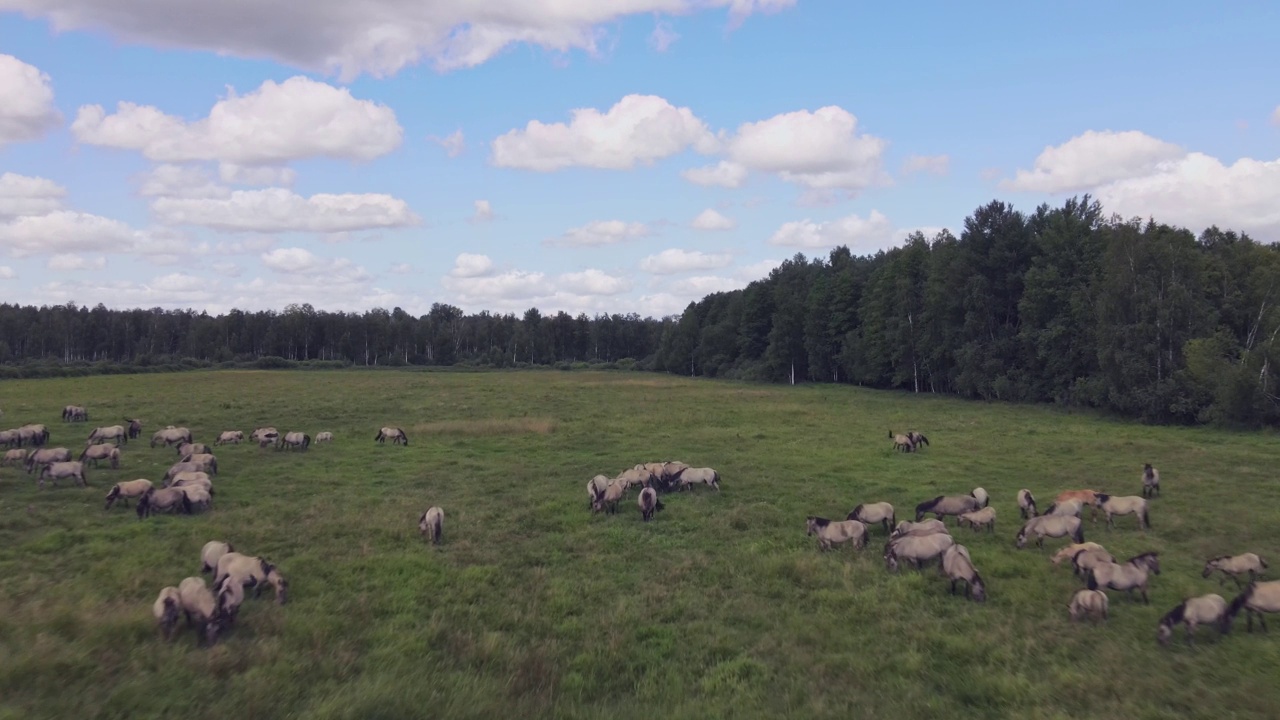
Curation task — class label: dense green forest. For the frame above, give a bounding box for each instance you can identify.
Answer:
[3,196,1278,426]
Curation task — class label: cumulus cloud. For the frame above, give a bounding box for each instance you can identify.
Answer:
[734,258,783,281]
[449,253,494,278]
[0,266,15,279]
[47,254,107,271]
[430,129,465,157]
[0,54,62,146]
[261,247,321,274]
[3,1,794,80]
[559,269,631,295]
[681,160,748,188]
[0,173,66,217]
[470,199,494,223]
[1094,152,1280,237]
[768,210,893,251]
[71,76,402,165]
[1001,130,1185,193]
[388,262,413,275]
[151,188,420,233]
[722,106,887,193]
[491,94,717,171]
[1271,106,1280,127]
[640,248,733,275]
[691,208,735,231]
[550,219,650,247]
[901,154,949,176]
[0,211,147,257]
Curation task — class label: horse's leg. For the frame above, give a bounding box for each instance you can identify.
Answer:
[949,579,956,595]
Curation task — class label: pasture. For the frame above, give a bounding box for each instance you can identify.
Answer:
[1,369,1279,720]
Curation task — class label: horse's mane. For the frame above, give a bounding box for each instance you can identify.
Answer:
[1159,602,1186,627]
[1227,582,1258,617]
[916,496,943,512]
[1206,555,1231,564]
[1129,551,1159,563]
[809,516,830,527]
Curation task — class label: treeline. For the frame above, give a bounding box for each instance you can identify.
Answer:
[650,197,1280,427]
[2,196,1278,426]
[0,301,664,374]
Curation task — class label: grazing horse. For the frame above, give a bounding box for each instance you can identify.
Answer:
[276,432,310,451]
[1225,580,1280,633]
[1093,494,1151,530]
[1017,489,1038,519]
[907,431,929,448]
[1203,553,1269,587]
[1157,594,1227,646]
[889,431,915,453]
[125,418,142,440]
[375,427,409,445]
[1087,552,1161,604]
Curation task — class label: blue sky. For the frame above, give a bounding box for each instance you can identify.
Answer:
[0,1,1277,317]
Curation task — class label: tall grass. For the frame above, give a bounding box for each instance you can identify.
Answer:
[1,370,1278,719]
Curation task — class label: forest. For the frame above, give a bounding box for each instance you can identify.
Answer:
[2,196,1278,427]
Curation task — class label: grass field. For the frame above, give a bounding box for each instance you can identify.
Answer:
[2,369,1279,720]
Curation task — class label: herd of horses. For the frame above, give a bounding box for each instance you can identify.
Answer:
[5,403,1278,650]
[0,409,383,646]
[808,436,1278,646]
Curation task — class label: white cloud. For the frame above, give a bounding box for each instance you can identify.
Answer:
[734,258,783,281]
[901,154,949,176]
[47,254,107,271]
[151,188,420,233]
[31,273,220,309]
[71,76,402,165]
[138,164,230,199]
[551,219,650,247]
[681,160,748,188]
[388,262,413,275]
[691,208,735,231]
[449,253,494,278]
[649,21,680,52]
[219,163,297,187]
[723,106,887,192]
[640,248,733,275]
[893,226,948,243]
[491,94,717,171]
[470,199,494,223]
[444,269,550,302]
[1001,130,1185,193]
[768,210,893,251]
[675,275,742,294]
[430,129,465,157]
[0,211,146,257]
[1095,152,1280,237]
[3,2,794,80]
[0,266,16,279]
[559,269,631,295]
[1270,106,1280,126]
[0,173,66,217]
[261,247,321,274]
[0,54,62,146]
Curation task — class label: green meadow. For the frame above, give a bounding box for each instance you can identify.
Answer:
[1,369,1279,720]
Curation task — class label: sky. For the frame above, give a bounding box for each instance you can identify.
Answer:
[0,1,1277,318]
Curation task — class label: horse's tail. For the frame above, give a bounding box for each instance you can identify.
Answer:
[1261,556,1270,569]
[1142,507,1151,529]
[303,434,311,449]
[1072,522,1084,543]
[1086,570,1099,591]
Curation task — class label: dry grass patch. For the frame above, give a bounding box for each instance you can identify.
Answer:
[411,418,558,436]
